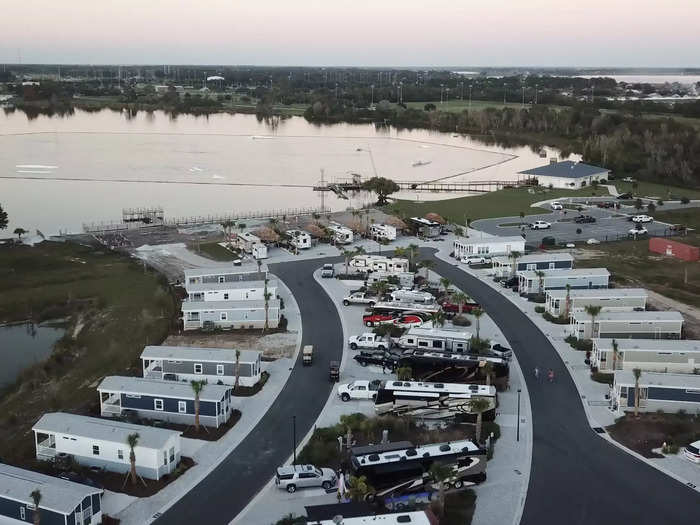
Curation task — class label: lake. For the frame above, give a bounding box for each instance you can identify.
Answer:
[0,109,564,235]
[0,322,65,389]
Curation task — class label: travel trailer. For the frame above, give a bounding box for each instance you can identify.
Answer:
[328,223,354,244]
[369,223,397,241]
[397,326,472,353]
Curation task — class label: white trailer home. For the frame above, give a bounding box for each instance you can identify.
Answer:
[286,229,312,249]
[182,299,280,330]
[351,255,410,274]
[592,339,700,373]
[366,271,415,289]
[545,288,648,316]
[612,370,700,415]
[33,412,182,480]
[570,311,684,340]
[236,232,268,259]
[184,263,268,287]
[518,268,610,295]
[492,252,574,278]
[369,223,397,241]
[328,223,354,244]
[184,279,277,303]
[397,326,472,353]
[141,345,262,387]
[453,235,525,260]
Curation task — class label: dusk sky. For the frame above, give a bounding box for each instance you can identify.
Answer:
[2,0,699,66]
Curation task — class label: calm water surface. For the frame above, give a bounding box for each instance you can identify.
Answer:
[0,109,566,234]
[0,322,65,389]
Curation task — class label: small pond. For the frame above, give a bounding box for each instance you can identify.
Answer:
[0,322,66,390]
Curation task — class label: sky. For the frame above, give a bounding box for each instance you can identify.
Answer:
[2,0,699,67]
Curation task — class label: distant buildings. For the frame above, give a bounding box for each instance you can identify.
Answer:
[519,160,610,189]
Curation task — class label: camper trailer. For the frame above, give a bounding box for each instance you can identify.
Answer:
[390,289,435,304]
[369,223,397,241]
[328,223,354,245]
[397,326,472,353]
[367,271,415,289]
[351,255,409,274]
[237,232,268,259]
[286,229,312,250]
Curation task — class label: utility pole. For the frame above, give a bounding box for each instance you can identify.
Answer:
[503,83,507,104]
[370,84,374,108]
[522,86,525,108]
[469,84,472,111]
[440,83,444,104]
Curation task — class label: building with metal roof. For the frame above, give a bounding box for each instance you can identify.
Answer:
[518,160,610,189]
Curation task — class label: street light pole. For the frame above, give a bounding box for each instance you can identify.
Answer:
[292,415,297,464]
[468,84,472,111]
[516,389,521,442]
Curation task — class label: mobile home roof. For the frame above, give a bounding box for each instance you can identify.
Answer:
[181,299,280,311]
[185,279,276,292]
[33,412,180,450]
[547,288,647,299]
[97,376,230,402]
[141,345,260,364]
[593,339,700,353]
[614,370,700,389]
[455,235,526,247]
[184,263,267,278]
[519,268,610,279]
[572,311,683,323]
[405,326,472,339]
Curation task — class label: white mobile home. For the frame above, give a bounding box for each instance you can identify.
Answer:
[518,160,610,189]
[612,370,700,415]
[571,311,684,340]
[98,376,234,428]
[33,412,181,480]
[236,232,268,259]
[453,235,525,260]
[184,279,276,303]
[493,252,573,278]
[592,339,700,373]
[350,255,409,273]
[141,345,262,387]
[546,288,648,316]
[182,299,280,330]
[184,263,268,286]
[518,268,610,295]
[369,223,397,241]
[328,223,354,244]
[397,326,472,353]
[0,463,103,525]
[286,229,312,249]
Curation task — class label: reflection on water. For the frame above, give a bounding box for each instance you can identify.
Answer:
[0,322,65,389]
[0,109,569,235]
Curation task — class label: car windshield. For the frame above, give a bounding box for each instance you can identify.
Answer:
[688,444,700,454]
[314,468,323,476]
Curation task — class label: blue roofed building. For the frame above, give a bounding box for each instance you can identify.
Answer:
[519,160,610,189]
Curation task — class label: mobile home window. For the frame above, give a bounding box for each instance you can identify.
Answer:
[93,445,100,456]
[170,447,175,462]
[20,508,25,520]
[217,364,225,376]
[178,401,187,413]
[223,293,229,300]
[194,363,203,374]
[218,276,225,283]
[164,450,168,466]
[418,341,429,347]
[118,449,124,460]
[154,398,164,411]
[220,312,228,321]
[432,340,443,349]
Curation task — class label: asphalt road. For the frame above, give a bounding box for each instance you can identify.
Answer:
[156,257,342,525]
[428,251,700,525]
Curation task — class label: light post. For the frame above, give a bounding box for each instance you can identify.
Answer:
[446,87,449,107]
[292,415,297,464]
[468,84,472,110]
[516,389,521,442]
[503,83,507,104]
[522,86,525,108]
[535,84,538,105]
[460,80,464,100]
[370,84,374,108]
[440,83,444,104]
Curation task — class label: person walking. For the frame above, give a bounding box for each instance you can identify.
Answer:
[547,369,554,383]
[533,367,539,380]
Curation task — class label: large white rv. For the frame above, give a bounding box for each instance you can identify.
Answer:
[397,326,472,353]
[390,289,435,304]
[286,229,312,250]
[369,223,397,241]
[237,232,268,259]
[351,255,409,273]
[366,271,415,289]
[328,223,354,244]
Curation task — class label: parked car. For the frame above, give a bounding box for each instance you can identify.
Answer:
[460,255,491,265]
[348,333,391,350]
[586,238,601,245]
[632,215,653,223]
[501,276,519,289]
[490,343,513,360]
[530,220,551,230]
[617,192,633,200]
[622,177,636,183]
[574,215,596,224]
[683,440,700,464]
[441,301,480,314]
[393,314,425,328]
[629,226,648,236]
[343,292,377,306]
[669,224,687,232]
[337,379,382,401]
[353,351,400,368]
[275,465,337,493]
[550,201,563,210]
[321,264,335,278]
[362,313,395,327]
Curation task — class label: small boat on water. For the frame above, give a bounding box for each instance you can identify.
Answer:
[412,160,432,167]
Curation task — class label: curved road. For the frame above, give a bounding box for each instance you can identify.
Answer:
[156,257,342,525]
[428,251,700,525]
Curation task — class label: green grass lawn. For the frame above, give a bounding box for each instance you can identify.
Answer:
[614,180,700,200]
[194,241,241,261]
[387,186,604,223]
[653,207,700,231]
[403,99,569,114]
[0,241,177,464]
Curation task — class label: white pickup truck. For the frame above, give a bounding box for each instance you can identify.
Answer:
[348,333,391,351]
[342,292,378,307]
[337,380,381,402]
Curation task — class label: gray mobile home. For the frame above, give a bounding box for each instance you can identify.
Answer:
[592,339,700,373]
[545,288,648,316]
[98,376,234,428]
[184,279,277,303]
[184,263,268,287]
[571,311,684,340]
[612,370,700,415]
[182,299,280,330]
[518,268,610,295]
[0,463,103,525]
[141,345,262,387]
[492,252,573,278]
[33,412,182,480]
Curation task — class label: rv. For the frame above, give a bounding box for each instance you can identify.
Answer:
[399,349,509,373]
[369,223,397,241]
[351,255,409,273]
[409,217,442,238]
[390,289,435,304]
[237,232,268,259]
[371,301,441,316]
[374,380,496,419]
[286,229,312,250]
[328,223,354,245]
[397,326,472,353]
[367,271,415,289]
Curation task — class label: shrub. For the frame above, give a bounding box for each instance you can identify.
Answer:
[534,306,545,314]
[576,228,582,234]
[565,335,592,351]
[662,442,680,454]
[373,324,405,338]
[452,315,472,326]
[542,236,556,246]
[657,199,664,206]
[542,312,570,324]
[680,196,690,204]
[278,315,288,331]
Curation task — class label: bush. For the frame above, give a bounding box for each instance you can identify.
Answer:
[452,315,472,327]
[590,371,614,384]
[662,442,680,455]
[680,196,690,204]
[542,236,556,246]
[542,311,570,324]
[576,228,582,234]
[534,306,545,314]
[373,324,404,338]
[565,335,592,351]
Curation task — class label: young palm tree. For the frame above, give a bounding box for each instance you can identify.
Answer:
[263,289,272,333]
[234,350,241,389]
[396,366,413,381]
[611,339,620,372]
[430,310,446,328]
[508,250,521,277]
[393,246,407,259]
[190,380,207,433]
[472,308,484,341]
[127,432,140,485]
[369,280,389,299]
[407,243,420,270]
[418,259,435,280]
[482,361,495,386]
[346,475,374,503]
[468,397,492,443]
[535,270,546,295]
[454,226,464,237]
[428,463,453,517]
[30,489,41,525]
[452,291,468,315]
[633,368,642,418]
[342,248,354,276]
[564,284,572,318]
[439,277,451,294]
[584,305,603,338]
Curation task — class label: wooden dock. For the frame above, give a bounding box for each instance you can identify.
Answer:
[313,179,530,195]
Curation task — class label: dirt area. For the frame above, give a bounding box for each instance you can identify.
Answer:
[646,290,700,339]
[164,331,298,359]
[606,413,700,458]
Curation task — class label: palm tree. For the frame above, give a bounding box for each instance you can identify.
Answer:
[407,243,420,270]
[418,259,435,280]
[633,368,642,418]
[482,361,495,386]
[564,284,572,318]
[439,277,451,294]
[468,397,492,443]
[346,475,374,503]
[472,308,484,340]
[534,270,546,295]
[584,305,603,338]
[342,248,354,276]
[127,432,140,485]
[394,246,407,259]
[519,211,525,225]
[369,280,389,299]
[611,339,620,372]
[396,366,412,381]
[234,350,241,389]
[430,310,446,328]
[14,227,27,240]
[190,380,207,432]
[508,250,521,277]
[428,463,453,517]
[452,291,469,315]
[30,489,41,525]
[454,226,464,237]
[263,288,272,333]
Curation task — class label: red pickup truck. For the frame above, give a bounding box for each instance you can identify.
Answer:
[441,301,480,314]
[362,313,395,327]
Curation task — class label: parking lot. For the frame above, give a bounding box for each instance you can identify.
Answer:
[472,204,673,245]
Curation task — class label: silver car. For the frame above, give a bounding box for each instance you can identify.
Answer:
[275,464,337,493]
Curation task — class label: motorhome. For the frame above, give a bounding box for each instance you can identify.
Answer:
[328,223,354,244]
[351,255,409,273]
[397,326,472,353]
[409,217,442,238]
[237,231,268,259]
[454,235,526,260]
[286,229,312,250]
[366,271,415,289]
[374,380,496,420]
[371,301,441,316]
[390,289,435,304]
[369,223,397,241]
